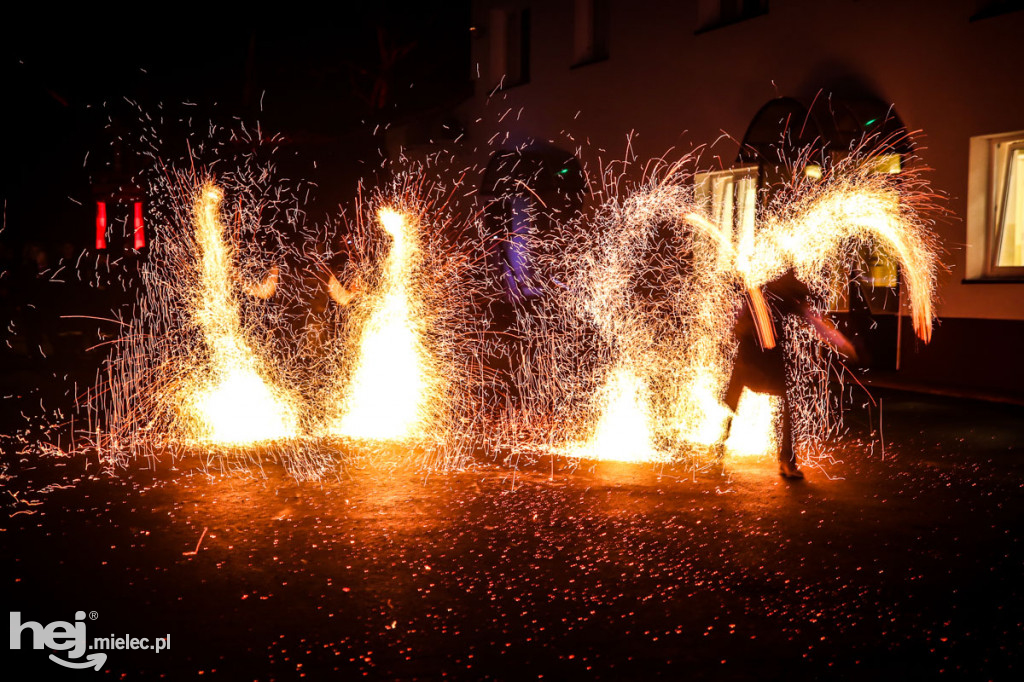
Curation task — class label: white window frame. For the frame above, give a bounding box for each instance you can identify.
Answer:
[693,165,759,243]
[966,130,1024,280]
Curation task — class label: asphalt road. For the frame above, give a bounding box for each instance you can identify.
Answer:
[3,390,1023,680]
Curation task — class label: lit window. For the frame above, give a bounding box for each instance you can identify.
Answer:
[867,153,901,175]
[490,8,531,89]
[966,131,1024,279]
[824,150,903,297]
[862,153,901,289]
[133,201,146,250]
[694,166,758,262]
[573,0,609,66]
[95,201,108,251]
[995,143,1024,267]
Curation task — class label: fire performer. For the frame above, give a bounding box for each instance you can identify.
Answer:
[721,269,855,479]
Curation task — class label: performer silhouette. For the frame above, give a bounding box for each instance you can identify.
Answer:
[722,269,855,479]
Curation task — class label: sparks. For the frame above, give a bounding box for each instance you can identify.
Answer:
[328,207,438,442]
[182,182,300,445]
[507,152,939,467]
[569,365,662,463]
[78,124,939,480]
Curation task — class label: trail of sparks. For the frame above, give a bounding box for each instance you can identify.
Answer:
[328,207,436,441]
[506,153,939,467]
[183,182,300,445]
[69,120,939,480]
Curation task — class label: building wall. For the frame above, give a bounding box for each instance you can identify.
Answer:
[447,0,1024,397]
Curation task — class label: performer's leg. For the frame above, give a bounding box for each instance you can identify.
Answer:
[777,391,803,479]
[724,363,744,414]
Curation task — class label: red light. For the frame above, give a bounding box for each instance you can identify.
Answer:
[133,201,145,249]
[95,201,107,250]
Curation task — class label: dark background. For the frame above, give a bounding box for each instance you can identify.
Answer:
[0,3,473,426]
[0,3,472,249]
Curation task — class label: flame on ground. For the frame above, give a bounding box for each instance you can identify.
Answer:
[568,365,663,463]
[724,390,779,458]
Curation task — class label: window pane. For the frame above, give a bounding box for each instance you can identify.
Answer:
[694,175,711,212]
[861,153,901,287]
[489,10,508,88]
[868,250,899,288]
[712,176,734,234]
[574,0,609,63]
[503,196,541,301]
[867,153,901,175]
[996,147,1024,267]
[735,174,757,259]
[491,9,529,87]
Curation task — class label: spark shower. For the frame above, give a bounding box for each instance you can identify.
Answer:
[82,137,939,480]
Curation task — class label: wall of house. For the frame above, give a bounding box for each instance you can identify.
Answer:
[446,0,1024,397]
